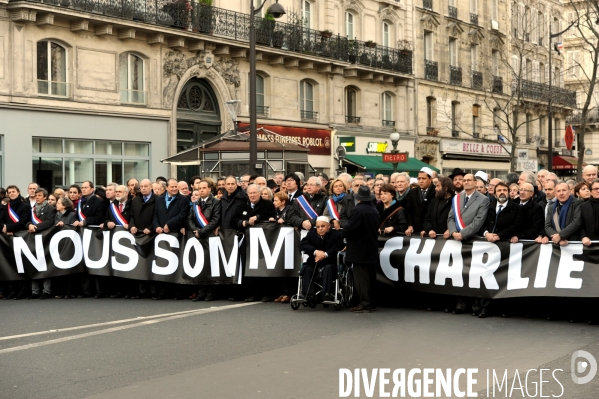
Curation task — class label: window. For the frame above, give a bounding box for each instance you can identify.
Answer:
[346,87,357,117]
[472,105,480,137]
[383,22,390,47]
[120,53,145,104]
[554,67,560,86]
[449,38,458,66]
[254,0,263,17]
[346,12,354,39]
[451,101,459,136]
[302,1,311,29]
[382,93,393,122]
[569,51,580,78]
[37,41,68,96]
[539,116,545,142]
[424,32,433,60]
[32,139,151,188]
[471,45,478,71]
[254,74,266,115]
[526,114,531,142]
[470,0,477,14]
[490,0,498,21]
[538,12,544,43]
[300,80,314,118]
[426,97,436,128]
[492,50,499,75]
[526,59,532,80]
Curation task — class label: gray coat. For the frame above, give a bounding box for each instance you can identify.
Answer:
[447,190,490,240]
[544,196,583,241]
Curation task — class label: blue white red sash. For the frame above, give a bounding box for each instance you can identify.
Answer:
[7,204,20,223]
[296,195,318,220]
[193,204,209,227]
[452,194,466,232]
[30,207,42,225]
[110,203,128,226]
[77,201,86,222]
[326,198,340,220]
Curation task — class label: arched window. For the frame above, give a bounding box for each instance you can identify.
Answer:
[346,12,354,39]
[302,1,311,29]
[346,87,359,123]
[300,80,315,120]
[256,74,266,115]
[37,41,67,96]
[120,53,145,104]
[382,93,393,126]
[382,22,390,48]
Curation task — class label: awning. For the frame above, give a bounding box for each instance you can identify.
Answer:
[552,155,586,170]
[344,155,440,173]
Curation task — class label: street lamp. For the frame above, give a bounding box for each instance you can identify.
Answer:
[547,19,576,172]
[390,132,400,173]
[225,99,241,132]
[249,0,285,175]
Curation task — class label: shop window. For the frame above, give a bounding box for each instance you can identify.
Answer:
[37,41,68,97]
[120,53,146,104]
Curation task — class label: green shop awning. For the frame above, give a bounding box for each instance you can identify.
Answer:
[343,155,440,174]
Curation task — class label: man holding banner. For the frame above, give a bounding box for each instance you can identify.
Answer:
[27,188,56,299]
[295,176,327,231]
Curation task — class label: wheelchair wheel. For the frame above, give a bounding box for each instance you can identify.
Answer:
[290,295,300,310]
[341,268,354,306]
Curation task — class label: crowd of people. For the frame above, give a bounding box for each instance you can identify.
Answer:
[0,164,598,318]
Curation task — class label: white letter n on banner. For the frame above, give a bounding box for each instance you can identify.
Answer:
[248,227,294,270]
[13,235,47,273]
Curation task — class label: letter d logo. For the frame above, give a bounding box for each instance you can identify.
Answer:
[571,350,597,384]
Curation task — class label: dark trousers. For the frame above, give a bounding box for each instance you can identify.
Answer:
[302,264,334,296]
[353,262,375,307]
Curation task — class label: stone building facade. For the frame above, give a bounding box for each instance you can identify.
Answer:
[0,0,417,188]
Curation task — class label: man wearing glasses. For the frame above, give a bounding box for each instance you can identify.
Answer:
[240,174,251,191]
[294,176,327,231]
[514,182,545,242]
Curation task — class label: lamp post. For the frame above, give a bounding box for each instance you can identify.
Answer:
[547,20,576,172]
[390,132,400,173]
[249,0,285,175]
[225,99,241,133]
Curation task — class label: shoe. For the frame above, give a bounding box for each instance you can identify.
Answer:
[189,293,197,300]
[472,312,479,317]
[444,308,450,313]
[110,293,123,298]
[323,293,335,302]
[453,309,464,315]
[280,296,291,303]
[54,295,63,299]
[261,296,271,302]
[350,305,371,313]
[130,295,140,299]
[478,311,488,319]
[274,295,285,302]
[95,293,105,299]
[192,295,203,302]
[245,296,257,302]
[205,294,214,302]
[195,293,207,301]
[41,293,51,300]
[29,293,40,300]
[501,313,509,318]
[6,292,16,300]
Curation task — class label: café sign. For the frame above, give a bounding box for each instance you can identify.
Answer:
[439,140,512,157]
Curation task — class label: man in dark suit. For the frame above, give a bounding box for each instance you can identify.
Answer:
[342,186,380,313]
[542,182,583,245]
[284,173,302,202]
[515,182,545,241]
[405,167,436,236]
[129,179,156,236]
[477,182,522,318]
[339,176,365,227]
[27,188,57,299]
[422,176,454,239]
[293,176,327,231]
[221,176,248,231]
[72,181,106,227]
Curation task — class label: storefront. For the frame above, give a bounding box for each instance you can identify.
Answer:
[341,155,439,177]
[161,129,311,180]
[439,139,512,180]
[552,155,586,178]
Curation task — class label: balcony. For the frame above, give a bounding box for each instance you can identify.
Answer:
[382,120,396,128]
[450,66,462,86]
[517,79,577,108]
[451,130,459,137]
[472,71,483,90]
[426,127,439,136]
[37,80,71,98]
[493,76,503,93]
[11,1,413,76]
[346,116,361,124]
[423,0,433,11]
[300,110,318,121]
[448,6,458,18]
[470,13,478,25]
[425,60,438,81]
[568,109,599,124]
[256,105,269,117]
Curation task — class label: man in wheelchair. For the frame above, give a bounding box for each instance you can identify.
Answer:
[298,216,345,303]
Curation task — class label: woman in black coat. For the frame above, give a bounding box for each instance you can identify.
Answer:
[376,184,407,235]
[269,191,300,228]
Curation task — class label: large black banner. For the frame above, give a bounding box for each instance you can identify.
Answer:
[2,224,599,298]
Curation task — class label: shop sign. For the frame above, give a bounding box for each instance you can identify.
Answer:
[366,142,388,153]
[517,160,538,172]
[382,153,408,163]
[238,124,331,155]
[339,137,356,153]
[439,140,512,157]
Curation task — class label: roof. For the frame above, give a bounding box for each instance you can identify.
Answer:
[344,154,440,173]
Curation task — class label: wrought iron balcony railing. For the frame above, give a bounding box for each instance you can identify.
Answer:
[493,76,503,93]
[448,6,457,18]
[346,116,361,124]
[425,60,438,81]
[382,120,395,128]
[470,13,478,25]
[300,110,318,121]
[423,0,433,10]
[13,0,413,76]
[472,70,483,90]
[568,109,599,124]
[256,105,269,116]
[516,79,577,108]
[450,66,462,85]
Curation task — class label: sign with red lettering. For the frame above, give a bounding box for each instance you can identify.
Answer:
[238,124,331,155]
[439,140,512,157]
[565,125,574,151]
[383,152,408,163]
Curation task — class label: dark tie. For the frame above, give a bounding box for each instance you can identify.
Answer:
[557,204,562,216]
[201,200,205,208]
[464,195,469,206]
[422,190,426,199]
[289,194,293,201]
[492,205,503,232]
[166,196,172,209]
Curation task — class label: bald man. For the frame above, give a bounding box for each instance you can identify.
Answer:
[582,165,598,185]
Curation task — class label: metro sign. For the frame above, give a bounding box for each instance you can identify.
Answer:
[382,152,408,163]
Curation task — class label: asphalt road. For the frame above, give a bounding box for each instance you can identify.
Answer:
[1,298,598,399]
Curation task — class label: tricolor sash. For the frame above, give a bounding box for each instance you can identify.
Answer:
[326,198,340,221]
[77,201,86,222]
[30,207,42,225]
[7,204,20,223]
[193,204,209,227]
[110,203,128,226]
[296,195,318,220]
[452,194,466,232]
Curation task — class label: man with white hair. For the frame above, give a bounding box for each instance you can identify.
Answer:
[337,173,352,189]
[582,165,598,185]
[178,181,190,197]
[518,171,546,206]
[537,169,549,188]
[395,172,411,206]
[294,171,305,186]
[254,176,267,187]
[294,176,328,230]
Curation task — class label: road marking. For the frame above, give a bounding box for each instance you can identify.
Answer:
[0,302,260,354]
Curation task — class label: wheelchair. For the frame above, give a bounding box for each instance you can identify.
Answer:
[290,251,354,311]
